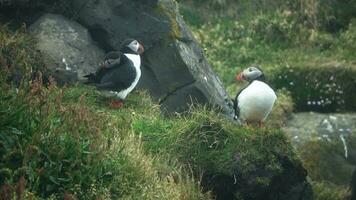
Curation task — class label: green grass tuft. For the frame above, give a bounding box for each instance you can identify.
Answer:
[0,24,210,200]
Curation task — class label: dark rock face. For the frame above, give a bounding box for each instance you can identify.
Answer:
[202,156,313,200]
[29,14,104,85]
[0,0,29,6]
[3,0,235,116]
[352,168,356,200]
[69,0,235,116]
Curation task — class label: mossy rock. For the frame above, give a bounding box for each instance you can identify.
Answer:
[134,109,313,200]
[270,63,356,112]
[298,132,356,186]
[156,1,182,39]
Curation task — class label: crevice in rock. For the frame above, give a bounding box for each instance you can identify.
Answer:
[88,26,113,52]
[158,80,196,105]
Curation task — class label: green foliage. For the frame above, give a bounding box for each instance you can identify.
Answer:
[182,0,356,113]
[181,0,356,32]
[266,89,294,127]
[336,20,356,59]
[0,75,210,199]
[312,181,350,200]
[180,1,356,197]
[0,24,45,83]
[270,63,356,112]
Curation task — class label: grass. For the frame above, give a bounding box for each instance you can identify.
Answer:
[312,181,350,200]
[180,0,356,198]
[132,105,307,199]
[0,75,211,199]
[181,1,356,112]
[0,22,306,199]
[0,25,210,199]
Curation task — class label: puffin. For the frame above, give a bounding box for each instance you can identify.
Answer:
[233,66,277,126]
[84,39,144,108]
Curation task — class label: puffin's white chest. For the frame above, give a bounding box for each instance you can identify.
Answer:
[116,54,141,99]
[237,80,277,122]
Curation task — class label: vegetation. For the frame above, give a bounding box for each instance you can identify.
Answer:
[179,0,356,199]
[300,134,356,186]
[133,107,304,199]
[0,25,209,200]
[0,24,304,199]
[2,0,356,199]
[312,181,350,200]
[180,0,356,112]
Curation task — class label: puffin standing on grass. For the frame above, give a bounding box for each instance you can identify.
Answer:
[84,39,144,108]
[233,66,277,127]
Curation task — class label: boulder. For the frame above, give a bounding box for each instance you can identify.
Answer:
[352,168,356,200]
[0,0,29,6]
[2,0,235,117]
[69,0,235,116]
[284,112,356,185]
[29,13,104,85]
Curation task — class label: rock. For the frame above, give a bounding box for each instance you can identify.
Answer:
[29,13,104,85]
[284,112,356,185]
[163,111,314,200]
[2,0,235,117]
[69,0,235,116]
[352,168,356,200]
[0,0,29,6]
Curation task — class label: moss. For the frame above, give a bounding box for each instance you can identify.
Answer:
[156,2,182,39]
[312,181,350,200]
[134,107,305,199]
[267,89,294,128]
[299,133,356,186]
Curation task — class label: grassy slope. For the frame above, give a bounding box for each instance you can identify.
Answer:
[0,25,209,200]
[0,80,211,199]
[0,24,302,199]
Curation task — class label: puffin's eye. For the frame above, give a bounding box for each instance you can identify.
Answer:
[248,68,252,72]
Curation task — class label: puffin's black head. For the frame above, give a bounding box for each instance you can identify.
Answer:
[120,38,145,55]
[236,66,266,82]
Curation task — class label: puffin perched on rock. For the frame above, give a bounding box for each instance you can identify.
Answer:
[84,39,144,108]
[233,66,276,126]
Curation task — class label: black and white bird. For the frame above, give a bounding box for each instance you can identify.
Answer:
[84,39,144,108]
[233,66,277,126]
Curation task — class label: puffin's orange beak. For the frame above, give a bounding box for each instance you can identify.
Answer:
[236,72,245,82]
[138,44,145,55]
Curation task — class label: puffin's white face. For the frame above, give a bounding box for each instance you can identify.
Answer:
[236,66,263,82]
[243,67,263,80]
[127,40,145,55]
[127,40,139,52]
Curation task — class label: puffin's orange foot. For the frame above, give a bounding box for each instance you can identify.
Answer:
[109,100,124,109]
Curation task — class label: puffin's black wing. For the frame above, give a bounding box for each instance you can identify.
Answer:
[104,51,122,60]
[233,91,241,118]
[95,56,137,92]
[233,84,250,118]
[84,51,124,84]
